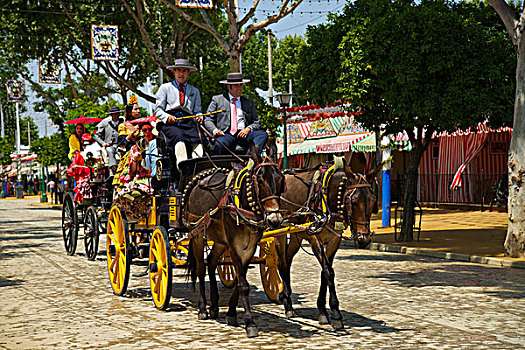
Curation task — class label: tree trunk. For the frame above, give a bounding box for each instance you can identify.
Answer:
[504,41,525,257]
[399,141,426,241]
[228,49,241,73]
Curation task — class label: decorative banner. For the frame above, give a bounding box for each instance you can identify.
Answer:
[176,0,213,9]
[39,57,61,84]
[307,119,337,139]
[283,124,303,143]
[338,115,368,136]
[91,24,119,61]
[6,80,25,103]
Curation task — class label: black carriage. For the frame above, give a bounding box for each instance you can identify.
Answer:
[61,154,114,261]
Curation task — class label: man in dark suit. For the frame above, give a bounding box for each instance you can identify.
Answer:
[204,72,268,155]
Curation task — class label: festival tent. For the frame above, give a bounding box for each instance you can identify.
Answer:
[391,123,511,204]
[276,104,377,163]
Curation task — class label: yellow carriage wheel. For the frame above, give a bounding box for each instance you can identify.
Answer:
[106,206,131,296]
[171,244,189,267]
[217,251,236,289]
[259,238,283,304]
[149,226,172,310]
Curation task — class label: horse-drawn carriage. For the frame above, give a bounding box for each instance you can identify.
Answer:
[103,128,379,337]
[61,151,113,261]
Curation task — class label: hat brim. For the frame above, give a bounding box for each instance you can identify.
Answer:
[220,78,250,84]
[106,109,124,115]
[167,65,198,72]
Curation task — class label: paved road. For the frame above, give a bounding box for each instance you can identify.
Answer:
[1,199,524,349]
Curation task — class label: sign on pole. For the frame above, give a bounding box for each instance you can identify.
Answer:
[39,57,61,84]
[91,24,119,61]
[6,80,25,103]
[176,0,213,9]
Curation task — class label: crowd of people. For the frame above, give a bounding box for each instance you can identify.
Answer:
[65,60,268,215]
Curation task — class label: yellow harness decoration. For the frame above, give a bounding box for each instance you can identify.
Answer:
[321,156,344,214]
[233,158,254,208]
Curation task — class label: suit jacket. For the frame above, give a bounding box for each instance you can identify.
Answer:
[94,116,123,147]
[204,93,260,134]
[155,82,201,123]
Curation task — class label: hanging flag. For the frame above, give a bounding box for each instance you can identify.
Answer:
[91,24,119,61]
[177,0,213,9]
[6,80,25,103]
[39,57,61,84]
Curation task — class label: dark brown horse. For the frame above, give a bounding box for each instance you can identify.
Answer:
[275,158,380,329]
[183,145,284,337]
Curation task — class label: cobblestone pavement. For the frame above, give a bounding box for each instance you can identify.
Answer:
[1,199,524,349]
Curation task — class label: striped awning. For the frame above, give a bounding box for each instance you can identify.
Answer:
[286,133,376,156]
[316,133,376,153]
[392,131,412,151]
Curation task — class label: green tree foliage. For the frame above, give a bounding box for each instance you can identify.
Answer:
[30,133,68,166]
[273,34,306,98]
[0,137,15,165]
[336,0,515,241]
[295,19,346,106]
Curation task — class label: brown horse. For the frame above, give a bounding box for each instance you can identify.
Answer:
[275,158,380,329]
[183,145,284,337]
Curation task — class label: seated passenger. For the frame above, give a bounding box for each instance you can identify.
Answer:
[118,96,141,151]
[68,123,85,162]
[204,72,268,155]
[154,58,204,170]
[94,106,124,173]
[141,123,160,187]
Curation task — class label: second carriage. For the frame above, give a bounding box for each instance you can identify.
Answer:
[61,150,113,261]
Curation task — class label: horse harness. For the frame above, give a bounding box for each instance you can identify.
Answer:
[283,159,374,241]
[183,157,282,236]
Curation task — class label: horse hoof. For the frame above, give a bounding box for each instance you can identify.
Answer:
[331,319,344,330]
[318,314,330,325]
[246,326,259,338]
[285,310,297,318]
[198,311,208,320]
[226,315,239,327]
[209,309,219,320]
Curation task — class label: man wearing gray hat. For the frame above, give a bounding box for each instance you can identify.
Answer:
[155,58,204,170]
[94,106,124,172]
[204,72,268,155]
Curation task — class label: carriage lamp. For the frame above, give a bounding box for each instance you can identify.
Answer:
[276,93,292,169]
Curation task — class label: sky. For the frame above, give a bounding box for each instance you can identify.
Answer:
[20,0,346,138]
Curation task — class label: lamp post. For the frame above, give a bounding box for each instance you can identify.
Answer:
[276,93,292,169]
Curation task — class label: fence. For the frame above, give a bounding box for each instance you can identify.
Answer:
[394,171,507,210]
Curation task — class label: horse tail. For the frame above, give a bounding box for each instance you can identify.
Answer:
[185,238,197,291]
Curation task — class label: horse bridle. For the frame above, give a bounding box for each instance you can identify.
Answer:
[246,159,283,217]
[343,174,374,241]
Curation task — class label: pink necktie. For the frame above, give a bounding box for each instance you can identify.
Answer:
[230,98,238,135]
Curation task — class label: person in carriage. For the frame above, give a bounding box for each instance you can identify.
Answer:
[154,58,205,171]
[204,72,268,155]
[94,106,124,174]
[112,118,156,220]
[68,123,86,162]
[118,95,142,151]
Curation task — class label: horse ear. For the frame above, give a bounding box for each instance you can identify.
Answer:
[266,137,278,162]
[231,162,243,172]
[248,141,262,163]
[366,163,382,183]
[372,197,379,214]
[343,158,355,180]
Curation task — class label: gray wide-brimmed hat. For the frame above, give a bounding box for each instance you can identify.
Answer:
[166,58,198,72]
[106,106,124,115]
[220,72,250,84]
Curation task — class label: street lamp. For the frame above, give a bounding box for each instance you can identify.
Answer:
[276,93,292,169]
